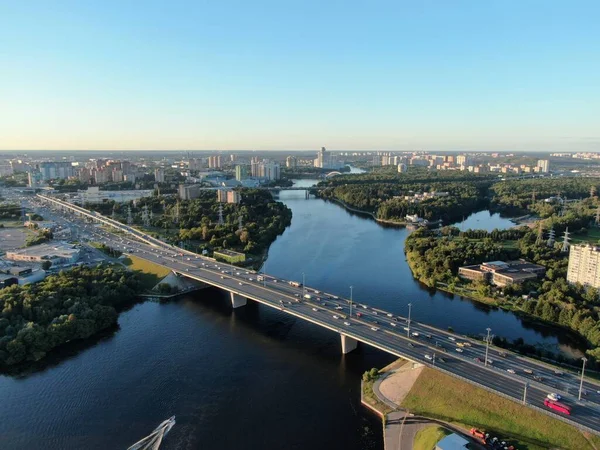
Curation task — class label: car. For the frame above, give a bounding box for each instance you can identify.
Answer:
[462,342,471,347]
[312,308,318,312]
[554,370,563,376]
[426,334,432,339]
[424,354,433,360]
[343,321,351,326]
[333,315,339,319]
[547,393,561,401]
[361,305,367,309]
[248,278,253,281]
[387,313,393,317]
[295,294,300,297]
[474,357,482,363]
[507,369,516,374]
[412,332,419,337]
[372,311,378,315]
[239,282,244,286]
[389,322,397,327]
[371,327,379,331]
[448,336,456,341]
[220,276,225,279]
[455,348,464,353]
[335,306,343,310]
[408,343,414,347]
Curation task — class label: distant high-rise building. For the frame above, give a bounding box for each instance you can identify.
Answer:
[77,168,91,184]
[286,156,298,169]
[209,155,222,169]
[235,165,249,181]
[188,158,201,171]
[28,171,42,188]
[567,244,600,288]
[154,168,165,183]
[230,154,236,162]
[537,159,550,173]
[178,184,200,200]
[397,163,407,173]
[456,155,471,166]
[39,161,74,180]
[227,190,241,204]
[259,162,281,180]
[94,168,110,184]
[314,147,329,168]
[112,169,124,182]
[217,189,228,203]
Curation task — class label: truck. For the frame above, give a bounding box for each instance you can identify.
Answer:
[289,281,301,287]
[544,398,571,415]
[470,428,486,444]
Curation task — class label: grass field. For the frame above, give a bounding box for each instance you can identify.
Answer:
[413,425,451,450]
[123,255,171,290]
[571,228,600,245]
[401,368,600,450]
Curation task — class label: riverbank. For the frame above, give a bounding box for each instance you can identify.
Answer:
[321,197,408,227]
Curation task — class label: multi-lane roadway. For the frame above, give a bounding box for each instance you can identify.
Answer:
[34,195,600,435]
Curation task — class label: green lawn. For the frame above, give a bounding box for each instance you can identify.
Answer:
[401,368,600,450]
[123,255,171,290]
[413,425,451,450]
[570,228,600,245]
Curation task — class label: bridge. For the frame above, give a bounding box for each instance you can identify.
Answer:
[36,194,600,435]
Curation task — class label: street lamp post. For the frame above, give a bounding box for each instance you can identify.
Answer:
[485,327,492,367]
[263,260,267,287]
[579,357,588,401]
[407,303,412,337]
[523,382,528,405]
[302,272,306,298]
[349,286,353,318]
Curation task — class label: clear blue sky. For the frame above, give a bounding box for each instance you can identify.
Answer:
[1,1,599,151]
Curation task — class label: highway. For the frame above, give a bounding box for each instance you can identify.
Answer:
[34,194,600,435]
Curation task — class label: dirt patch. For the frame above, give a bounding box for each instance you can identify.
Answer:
[379,363,424,406]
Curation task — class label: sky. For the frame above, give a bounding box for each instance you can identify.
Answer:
[1,1,599,152]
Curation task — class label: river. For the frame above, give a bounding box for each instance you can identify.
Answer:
[0,176,586,450]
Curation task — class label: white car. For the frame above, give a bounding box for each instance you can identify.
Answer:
[312,308,318,312]
[507,369,516,374]
[424,354,433,361]
[455,348,464,353]
[371,327,379,331]
[390,322,397,327]
[547,393,561,401]
[448,336,456,341]
[387,313,393,317]
[333,315,339,320]
[412,332,420,337]
[343,321,351,326]
[239,282,244,286]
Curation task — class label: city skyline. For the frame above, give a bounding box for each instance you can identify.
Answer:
[2,1,599,151]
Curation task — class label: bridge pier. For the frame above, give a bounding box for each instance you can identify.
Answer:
[340,334,358,354]
[230,292,247,309]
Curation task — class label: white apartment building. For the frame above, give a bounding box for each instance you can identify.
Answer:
[567,244,600,288]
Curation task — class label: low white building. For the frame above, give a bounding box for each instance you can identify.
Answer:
[5,243,80,265]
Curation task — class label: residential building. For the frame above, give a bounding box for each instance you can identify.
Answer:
[567,244,600,289]
[314,147,328,168]
[0,164,13,177]
[217,189,228,203]
[154,168,165,183]
[208,155,222,169]
[456,155,471,166]
[458,260,545,287]
[227,190,241,204]
[286,155,298,169]
[93,168,110,184]
[397,163,407,173]
[537,159,550,173]
[112,169,124,182]
[28,171,43,188]
[178,184,201,200]
[235,165,249,181]
[39,161,74,180]
[77,167,91,184]
[259,161,281,180]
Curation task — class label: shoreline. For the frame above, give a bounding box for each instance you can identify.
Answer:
[321,197,408,227]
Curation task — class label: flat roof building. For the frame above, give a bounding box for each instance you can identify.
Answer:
[213,249,246,264]
[459,259,545,287]
[5,243,80,265]
[435,433,470,450]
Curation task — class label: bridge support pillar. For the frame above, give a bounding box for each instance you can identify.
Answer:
[230,292,247,309]
[340,334,358,354]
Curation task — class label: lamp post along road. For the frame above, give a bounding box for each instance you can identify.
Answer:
[302,272,306,298]
[579,357,588,401]
[349,286,353,318]
[485,327,491,367]
[407,303,412,337]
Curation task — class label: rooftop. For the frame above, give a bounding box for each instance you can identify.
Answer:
[6,242,79,259]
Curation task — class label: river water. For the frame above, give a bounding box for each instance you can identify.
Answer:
[0,177,586,450]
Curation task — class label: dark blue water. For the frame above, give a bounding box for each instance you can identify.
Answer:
[0,177,584,450]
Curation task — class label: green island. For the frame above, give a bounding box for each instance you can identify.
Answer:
[0,266,144,368]
[402,367,600,450]
[86,188,292,267]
